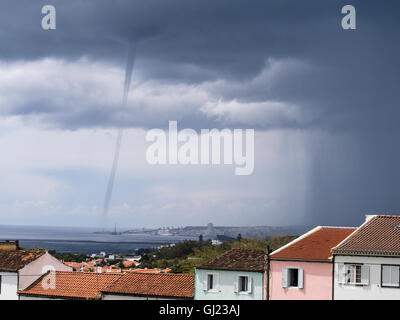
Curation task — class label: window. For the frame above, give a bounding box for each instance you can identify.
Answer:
[203,273,219,292]
[207,274,214,290]
[346,264,362,284]
[288,269,299,287]
[234,275,252,293]
[382,265,400,287]
[239,276,248,292]
[282,268,303,289]
[338,264,369,285]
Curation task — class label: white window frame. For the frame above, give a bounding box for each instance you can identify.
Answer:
[282,267,303,289]
[338,263,369,286]
[234,274,252,294]
[203,272,219,293]
[381,265,400,288]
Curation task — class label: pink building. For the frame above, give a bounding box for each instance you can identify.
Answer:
[269,226,356,300]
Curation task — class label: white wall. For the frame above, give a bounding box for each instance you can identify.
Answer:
[334,255,400,300]
[0,272,18,300]
[18,252,72,290]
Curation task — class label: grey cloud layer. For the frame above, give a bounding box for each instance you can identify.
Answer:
[0,0,399,225]
[0,0,398,131]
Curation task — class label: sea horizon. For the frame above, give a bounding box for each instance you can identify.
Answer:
[0,224,197,254]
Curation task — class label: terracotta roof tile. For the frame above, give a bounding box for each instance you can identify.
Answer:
[0,250,45,272]
[196,248,266,272]
[102,273,194,298]
[271,226,356,261]
[122,260,138,268]
[18,271,122,299]
[332,215,400,256]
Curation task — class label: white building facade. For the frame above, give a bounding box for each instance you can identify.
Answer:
[332,215,400,300]
[334,255,400,300]
[194,248,267,300]
[194,268,264,300]
[0,250,71,300]
[0,272,19,300]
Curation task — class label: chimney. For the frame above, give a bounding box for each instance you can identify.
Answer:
[0,240,19,250]
[365,215,377,223]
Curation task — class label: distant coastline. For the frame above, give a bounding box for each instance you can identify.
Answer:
[0,224,197,254]
[17,238,188,254]
[0,223,309,254]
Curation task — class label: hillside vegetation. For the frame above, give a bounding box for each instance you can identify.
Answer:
[139,235,296,274]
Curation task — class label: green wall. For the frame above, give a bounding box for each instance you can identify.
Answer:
[194,268,264,300]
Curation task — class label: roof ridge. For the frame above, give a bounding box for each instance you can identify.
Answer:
[331,215,377,252]
[128,272,192,277]
[319,226,357,229]
[375,214,400,218]
[231,247,265,251]
[54,270,121,275]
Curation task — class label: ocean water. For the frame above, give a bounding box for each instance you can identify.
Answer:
[0,225,197,254]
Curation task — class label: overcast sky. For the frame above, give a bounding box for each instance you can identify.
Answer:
[0,0,399,228]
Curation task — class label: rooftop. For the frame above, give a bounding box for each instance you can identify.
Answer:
[18,271,122,299]
[196,248,266,272]
[0,249,45,272]
[270,226,356,261]
[102,273,194,298]
[332,215,400,256]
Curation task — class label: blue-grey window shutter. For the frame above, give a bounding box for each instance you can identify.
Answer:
[248,276,253,293]
[361,265,370,285]
[282,268,288,288]
[215,273,220,291]
[203,273,208,291]
[298,269,304,289]
[337,264,345,284]
[234,276,239,293]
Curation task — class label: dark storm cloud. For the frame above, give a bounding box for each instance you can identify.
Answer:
[0,0,397,129]
[0,0,400,225]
